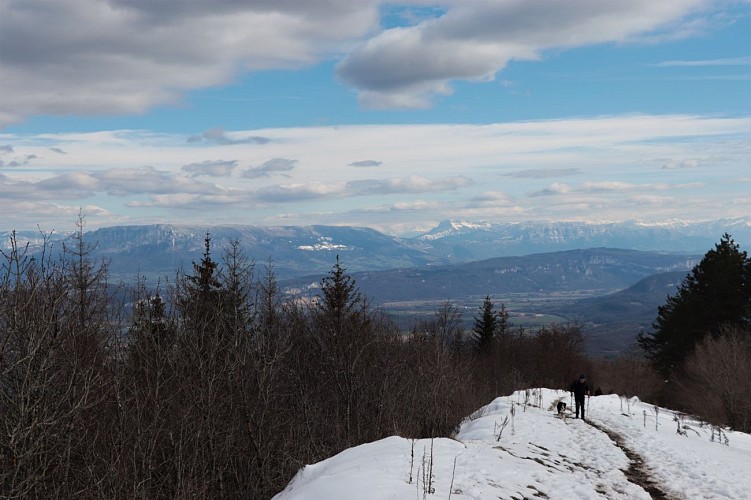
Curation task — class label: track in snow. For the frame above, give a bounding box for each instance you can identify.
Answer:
[585,419,673,499]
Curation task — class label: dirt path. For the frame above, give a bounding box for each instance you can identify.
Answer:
[586,420,672,499]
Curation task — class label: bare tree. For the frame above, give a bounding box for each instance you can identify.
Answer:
[674,325,751,431]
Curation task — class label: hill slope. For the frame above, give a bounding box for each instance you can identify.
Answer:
[293,248,698,302]
[275,389,751,499]
[556,271,689,355]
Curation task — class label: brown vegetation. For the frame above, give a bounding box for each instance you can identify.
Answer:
[1,226,747,498]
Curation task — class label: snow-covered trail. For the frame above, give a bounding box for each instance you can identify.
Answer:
[275,390,751,499]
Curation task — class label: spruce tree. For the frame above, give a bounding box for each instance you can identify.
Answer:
[472,296,509,354]
[317,255,365,336]
[638,233,750,375]
[179,232,224,334]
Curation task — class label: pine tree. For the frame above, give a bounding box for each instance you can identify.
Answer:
[472,296,509,354]
[130,286,175,357]
[179,232,224,334]
[317,255,365,336]
[638,233,751,375]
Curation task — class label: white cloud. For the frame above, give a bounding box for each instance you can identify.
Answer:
[2,0,729,124]
[0,0,380,126]
[255,182,346,202]
[337,0,709,108]
[1,114,748,231]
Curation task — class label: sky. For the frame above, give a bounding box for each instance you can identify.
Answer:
[1,0,750,234]
[274,388,751,499]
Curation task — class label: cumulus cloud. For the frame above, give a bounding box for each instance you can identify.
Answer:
[0,145,14,153]
[187,127,271,145]
[0,0,380,126]
[468,191,515,207]
[243,158,297,178]
[2,1,724,124]
[255,182,346,202]
[2,166,233,204]
[182,159,237,177]
[337,0,709,108]
[349,160,383,167]
[49,147,67,154]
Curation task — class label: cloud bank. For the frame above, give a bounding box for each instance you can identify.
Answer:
[2,114,748,230]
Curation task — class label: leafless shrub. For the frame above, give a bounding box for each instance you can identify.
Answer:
[672,326,751,432]
[494,416,510,441]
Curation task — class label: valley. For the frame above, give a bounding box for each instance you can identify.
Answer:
[5,219,741,355]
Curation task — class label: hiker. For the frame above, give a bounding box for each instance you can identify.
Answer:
[570,374,590,420]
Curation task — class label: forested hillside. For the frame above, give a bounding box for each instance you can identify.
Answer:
[1,225,748,498]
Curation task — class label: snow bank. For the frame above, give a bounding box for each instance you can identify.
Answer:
[275,389,751,499]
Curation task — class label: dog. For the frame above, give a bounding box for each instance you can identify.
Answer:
[556,401,567,416]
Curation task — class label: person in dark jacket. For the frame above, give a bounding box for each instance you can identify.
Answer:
[570,374,590,420]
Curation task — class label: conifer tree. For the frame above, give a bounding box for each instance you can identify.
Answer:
[472,296,509,354]
[317,255,366,336]
[639,233,751,375]
[178,232,224,335]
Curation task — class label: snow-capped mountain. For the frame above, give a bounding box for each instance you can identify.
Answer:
[415,218,751,260]
[3,218,747,282]
[4,224,446,281]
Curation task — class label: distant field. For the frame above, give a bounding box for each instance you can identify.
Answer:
[379,291,600,332]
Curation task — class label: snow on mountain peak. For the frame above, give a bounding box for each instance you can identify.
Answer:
[297,237,351,252]
[418,220,493,240]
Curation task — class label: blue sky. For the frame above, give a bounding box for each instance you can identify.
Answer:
[1,0,749,234]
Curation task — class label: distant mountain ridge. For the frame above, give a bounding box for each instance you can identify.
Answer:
[415,218,751,261]
[2,218,745,281]
[286,248,698,303]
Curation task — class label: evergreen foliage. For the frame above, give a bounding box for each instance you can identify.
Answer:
[638,233,751,375]
[471,296,509,353]
[317,255,366,335]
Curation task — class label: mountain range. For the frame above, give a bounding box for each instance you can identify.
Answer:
[3,218,746,281]
[4,219,742,355]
